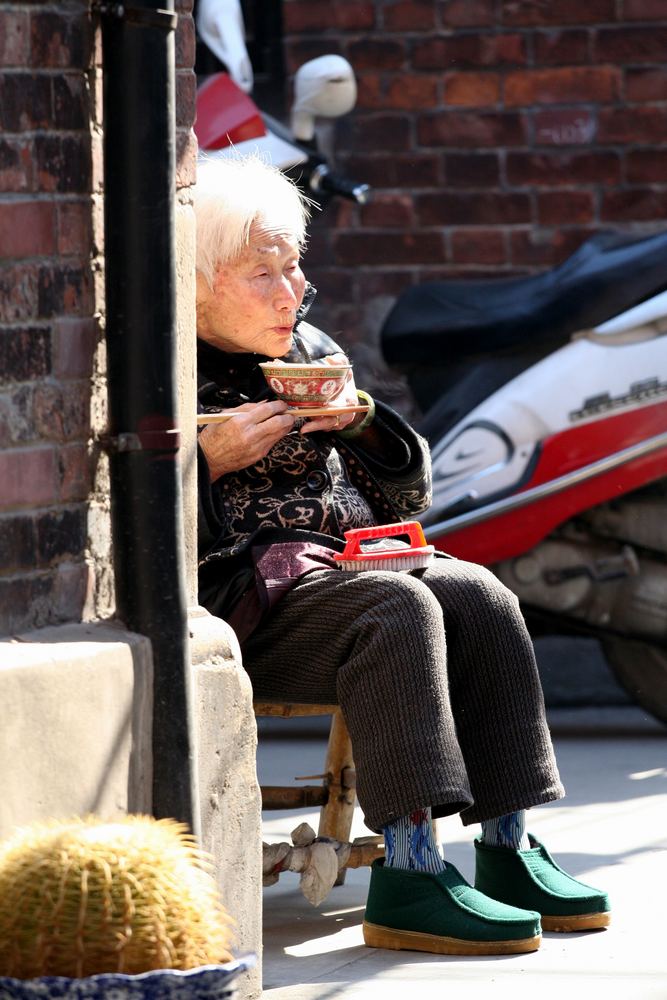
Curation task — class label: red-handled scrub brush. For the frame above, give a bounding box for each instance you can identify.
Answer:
[333,522,435,572]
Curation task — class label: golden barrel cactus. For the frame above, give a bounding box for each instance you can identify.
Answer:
[0,815,235,980]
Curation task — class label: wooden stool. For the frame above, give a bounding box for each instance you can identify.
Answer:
[254,702,383,886]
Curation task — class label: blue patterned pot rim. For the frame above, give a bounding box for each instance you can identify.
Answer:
[0,954,256,999]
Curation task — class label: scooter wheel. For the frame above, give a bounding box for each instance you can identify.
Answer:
[602,637,667,727]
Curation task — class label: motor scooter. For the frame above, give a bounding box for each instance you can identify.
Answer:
[194,0,370,208]
[381,231,667,724]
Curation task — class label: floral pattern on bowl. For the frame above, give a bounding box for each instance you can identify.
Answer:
[259,363,350,407]
[0,955,255,1000]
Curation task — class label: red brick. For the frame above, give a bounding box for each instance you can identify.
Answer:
[413,34,483,69]
[35,135,92,193]
[444,72,500,106]
[0,138,33,192]
[285,40,343,74]
[510,228,595,267]
[33,382,91,442]
[299,267,360,303]
[0,385,33,446]
[626,149,667,183]
[490,34,528,65]
[0,574,55,634]
[53,560,90,621]
[0,74,51,131]
[0,327,51,384]
[36,506,86,564]
[0,10,29,65]
[346,38,406,70]
[439,0,495,27]
[533,109,596,146]
[385,74,439,109]
[57,443,93,502]
[623,0,667,19]
[52,73,88,129]
[0,446,57,510]
[534,29,591,65]
[361,269,416,298]
[624,68,667,102]
[383,1,437,31]
[30,11,89,68]
[445,152,500,187]
[283,2,375,32]
[0,201,56,259]
[537,190,595,225]
[53,318,97,378]
[333,231,445,266]
[0,514,35,572]
[57,201,92,256]
[415,191,532,225]
[450,228,507,264]
[37,265,93,319]
[176,69,197,128]
[598,107,667,143]
[393,154,442,186]
[360,193,415,227]
[175,12,195,68]
[502,0,616,25]
[0,264,39,323]
[594,27,667,63]
[507,151,621,186]
[601,188,667,222]
[418,110,528,148]
[342,153,441,188]
[505,67,620,106]
[338,114,412,153]
[356,74,385,109]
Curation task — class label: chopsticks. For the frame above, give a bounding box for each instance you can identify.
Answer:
[196,404,369,425]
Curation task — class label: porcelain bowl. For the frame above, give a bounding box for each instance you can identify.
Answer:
[259,361,350,408]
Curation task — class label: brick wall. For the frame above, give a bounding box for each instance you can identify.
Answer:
[282,0,667,399]
[0,1,197,635]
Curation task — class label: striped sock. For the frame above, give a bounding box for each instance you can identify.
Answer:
[481,811,531,850]
[382,807,446,874]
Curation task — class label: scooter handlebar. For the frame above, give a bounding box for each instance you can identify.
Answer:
[309,163,371,204]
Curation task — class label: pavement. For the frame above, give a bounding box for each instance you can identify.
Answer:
[257,706,667,1000]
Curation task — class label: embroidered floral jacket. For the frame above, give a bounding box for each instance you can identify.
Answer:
[197,291,432,639]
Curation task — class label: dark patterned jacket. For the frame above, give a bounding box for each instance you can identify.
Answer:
[197,291,432,640]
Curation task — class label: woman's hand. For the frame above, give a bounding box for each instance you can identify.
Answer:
[299,353,359,435]
[199,401,296,481]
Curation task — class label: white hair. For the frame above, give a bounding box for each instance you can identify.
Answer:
[194,153,311,288]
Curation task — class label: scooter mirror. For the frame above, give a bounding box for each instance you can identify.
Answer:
[291,55,357,141]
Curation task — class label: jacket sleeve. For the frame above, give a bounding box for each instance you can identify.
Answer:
[197,442,225,561]
[340,399,433,519]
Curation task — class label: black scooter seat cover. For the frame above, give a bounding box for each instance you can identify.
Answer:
[381,230,667,365]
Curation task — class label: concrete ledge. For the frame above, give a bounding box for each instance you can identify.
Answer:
[189,607,263,1000]
[0,620,153,839]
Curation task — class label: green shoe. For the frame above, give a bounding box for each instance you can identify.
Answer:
[474,834,611,932]
[363,859,541,956]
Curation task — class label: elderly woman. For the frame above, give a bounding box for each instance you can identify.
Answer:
[194,154,609,956]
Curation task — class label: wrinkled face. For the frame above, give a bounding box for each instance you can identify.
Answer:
[196,220,306,356]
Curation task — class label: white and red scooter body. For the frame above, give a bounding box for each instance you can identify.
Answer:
[423,293,667,566]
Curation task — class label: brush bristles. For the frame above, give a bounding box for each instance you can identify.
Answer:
[0,815,235,979]
[338,553,434,573]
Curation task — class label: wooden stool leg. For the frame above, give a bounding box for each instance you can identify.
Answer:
[318,709,356,885]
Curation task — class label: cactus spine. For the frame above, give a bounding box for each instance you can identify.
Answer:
[0,815,235,979]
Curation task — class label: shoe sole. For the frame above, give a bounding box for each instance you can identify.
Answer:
[363,920,541,956]
[541,911,611,932]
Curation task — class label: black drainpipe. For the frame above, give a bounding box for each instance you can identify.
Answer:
[99,0,197,832]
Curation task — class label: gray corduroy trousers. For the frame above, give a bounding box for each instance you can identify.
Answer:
[242,557,564,833]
